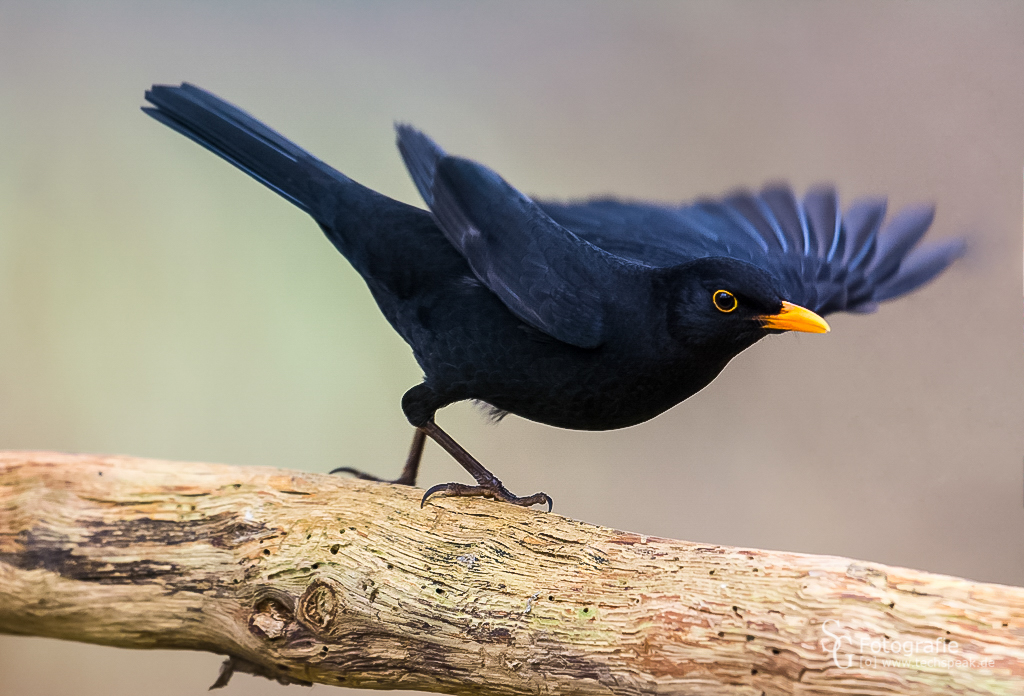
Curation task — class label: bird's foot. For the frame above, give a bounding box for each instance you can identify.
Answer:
[328,466,417,486]
[329,428,425,487]
[421,481,552,512]
[415,418,553,511]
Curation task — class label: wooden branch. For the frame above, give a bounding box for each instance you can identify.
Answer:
[0,452,1021,695]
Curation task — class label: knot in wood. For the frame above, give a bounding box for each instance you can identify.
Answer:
[249,598,293,641]
[297,579,343,635]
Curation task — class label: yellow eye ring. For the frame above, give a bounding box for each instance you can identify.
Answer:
[712,289,738,313]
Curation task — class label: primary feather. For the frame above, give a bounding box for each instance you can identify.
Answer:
[539,188,965,317]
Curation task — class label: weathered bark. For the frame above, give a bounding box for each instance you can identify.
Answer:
[0,451,1021,695]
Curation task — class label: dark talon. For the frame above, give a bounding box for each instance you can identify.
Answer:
[421,483,452,508]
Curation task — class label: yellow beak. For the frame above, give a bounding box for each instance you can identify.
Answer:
[760,301,830,334]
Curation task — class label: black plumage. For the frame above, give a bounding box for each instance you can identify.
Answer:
[143,83,964,510]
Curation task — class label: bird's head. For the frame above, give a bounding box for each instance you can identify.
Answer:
[664,257,829,354]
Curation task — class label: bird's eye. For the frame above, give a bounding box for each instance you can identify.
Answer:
[712,290,738,313]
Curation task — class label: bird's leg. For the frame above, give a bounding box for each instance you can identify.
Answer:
[419,419,552,511]
[395,427,427,485]
[330,427,426,486]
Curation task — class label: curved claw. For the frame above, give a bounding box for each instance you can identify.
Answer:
[510,491,554,512]
[421,482,455,508]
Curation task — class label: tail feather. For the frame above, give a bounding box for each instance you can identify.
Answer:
[143,83,348,223]
[143,83,461,313]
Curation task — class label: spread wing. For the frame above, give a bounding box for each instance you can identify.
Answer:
[397,126,637,348]
[539,185,965,316]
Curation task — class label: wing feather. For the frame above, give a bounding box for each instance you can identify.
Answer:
[762,185,812,255]
[843,198,887,270]
[867,204,935,285]
[539,185,962,316]
[803,186,842,262]
[397,126,633,348]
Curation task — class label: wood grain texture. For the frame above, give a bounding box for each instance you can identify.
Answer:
[0,451,1021,695]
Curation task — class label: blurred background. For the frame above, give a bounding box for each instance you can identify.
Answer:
[1,1,1022,694]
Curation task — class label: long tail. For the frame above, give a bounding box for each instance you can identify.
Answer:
[143,83,354,225]
[143,82,460,300]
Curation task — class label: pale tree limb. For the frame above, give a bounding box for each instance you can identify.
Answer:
[0,452,1021,695]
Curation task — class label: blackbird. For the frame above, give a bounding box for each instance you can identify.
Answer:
[143,83,964,511]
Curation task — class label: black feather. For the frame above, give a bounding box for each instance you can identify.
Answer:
[144,83,350,225]
[874,238,966,302]
[868,204,936,286]
[541,186,960,317]
[803,186,842,262]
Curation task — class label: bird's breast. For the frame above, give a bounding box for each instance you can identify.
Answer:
[460,342,731,431]
[408,273,732,431]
